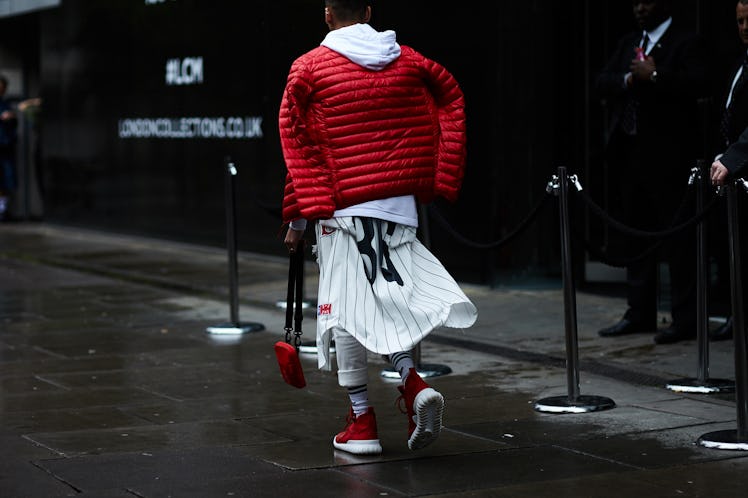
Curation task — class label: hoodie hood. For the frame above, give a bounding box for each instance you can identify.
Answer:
[321,23,401,71]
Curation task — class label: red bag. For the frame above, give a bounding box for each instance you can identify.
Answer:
[275,241,306,388]
[274,341,305,388]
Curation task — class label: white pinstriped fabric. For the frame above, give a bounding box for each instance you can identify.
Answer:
[314,217,477,371]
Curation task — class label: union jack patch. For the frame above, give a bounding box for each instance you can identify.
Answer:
[318,303,332,315]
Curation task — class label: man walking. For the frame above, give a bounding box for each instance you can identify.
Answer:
[279,0,477,455]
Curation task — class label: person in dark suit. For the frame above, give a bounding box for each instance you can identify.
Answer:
[0,75,17,220]
[595,1,709,344]
[710,1,748,342]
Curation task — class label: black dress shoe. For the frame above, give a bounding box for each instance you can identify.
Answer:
[654,326,696,345]
[709,318,733,342]
[598,319,653,337]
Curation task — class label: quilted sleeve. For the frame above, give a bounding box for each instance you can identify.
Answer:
[418,52,467,202]
[279,57,336,222]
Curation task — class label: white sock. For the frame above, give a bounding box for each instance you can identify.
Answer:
[347,385,370,416]
[389,351,415,384]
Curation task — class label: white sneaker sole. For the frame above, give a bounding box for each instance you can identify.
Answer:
[408,387,444,450]
[332,437,383,455]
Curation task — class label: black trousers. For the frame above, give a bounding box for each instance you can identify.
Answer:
[608,133,697,329]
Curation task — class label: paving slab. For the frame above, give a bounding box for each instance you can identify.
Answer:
[337,446,631,496]
[36,447,396,498]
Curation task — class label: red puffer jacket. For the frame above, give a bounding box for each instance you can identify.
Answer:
[280,45,466,223]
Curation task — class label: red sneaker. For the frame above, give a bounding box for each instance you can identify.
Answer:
[333,407,383,455]
[396,368,444,450]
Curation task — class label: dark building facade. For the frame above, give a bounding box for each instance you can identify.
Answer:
[0,0,742,284]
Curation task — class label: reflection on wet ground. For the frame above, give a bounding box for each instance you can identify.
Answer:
[1,224,747,497]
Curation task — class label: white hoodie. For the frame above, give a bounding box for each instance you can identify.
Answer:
[321,23,401,71]
[289,24,417,231]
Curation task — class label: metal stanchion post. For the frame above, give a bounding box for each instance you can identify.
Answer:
[698,180,748,450]
[667,162,734,393]
[206,157,265,335]
[381,203,452,379]
[534,167,615,413]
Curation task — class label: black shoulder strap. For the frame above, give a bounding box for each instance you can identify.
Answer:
[284,241,305,348]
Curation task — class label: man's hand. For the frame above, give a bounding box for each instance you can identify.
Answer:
[711,160,730,186]
[284,227,304,253]
[630,56,656,82]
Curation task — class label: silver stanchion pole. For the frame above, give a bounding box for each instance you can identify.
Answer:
[381,203,452,379]
[534,167,615,413]
[698,179,748,450]
[667,162,734,393]
[206,157,265,336]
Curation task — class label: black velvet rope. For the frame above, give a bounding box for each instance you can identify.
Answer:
[425,173,720,268]
[569,176,722,267]
[427,192,552,250]
[573,186,720,239]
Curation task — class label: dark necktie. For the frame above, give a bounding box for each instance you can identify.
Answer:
[620,33,650,136]
[721,54,748,146]
[641,34,650,54]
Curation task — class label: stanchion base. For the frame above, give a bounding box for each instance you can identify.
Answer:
[275,300,315,310]
[665,378,735,394]
[698,430,748,451]
[534,395,616,414]
[206,322,265,335]
[380,364,453,379]
[298,340,336,355]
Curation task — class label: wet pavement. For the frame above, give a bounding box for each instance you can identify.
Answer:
[1,222,747,497]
